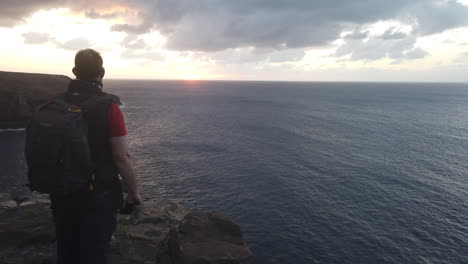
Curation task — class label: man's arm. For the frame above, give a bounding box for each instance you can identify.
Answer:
[110,136,142,205]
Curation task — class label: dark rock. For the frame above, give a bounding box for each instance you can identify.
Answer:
[13,193,33,204]
[145,230,162,237]
[156,213,253,264]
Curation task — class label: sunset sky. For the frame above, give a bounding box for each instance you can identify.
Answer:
[1,0,468,82]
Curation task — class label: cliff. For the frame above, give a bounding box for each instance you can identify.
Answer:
[0,71,121,129]
[0,193,253,264]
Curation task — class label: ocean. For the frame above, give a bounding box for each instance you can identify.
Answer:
[1,81,468,263]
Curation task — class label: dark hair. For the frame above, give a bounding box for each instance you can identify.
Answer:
[74,49,103,80]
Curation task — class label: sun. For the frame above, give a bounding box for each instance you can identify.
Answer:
[180,73,204,80]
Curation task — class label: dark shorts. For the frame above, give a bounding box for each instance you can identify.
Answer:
[50,189,117,264]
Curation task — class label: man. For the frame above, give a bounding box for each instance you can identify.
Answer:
[50,49,142,264]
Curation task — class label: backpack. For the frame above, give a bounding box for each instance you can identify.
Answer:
[25,95,109,195]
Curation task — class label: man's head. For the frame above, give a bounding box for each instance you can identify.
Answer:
[72,49,105,81]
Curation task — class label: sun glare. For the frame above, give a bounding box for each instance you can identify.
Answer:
[181,73,204,80]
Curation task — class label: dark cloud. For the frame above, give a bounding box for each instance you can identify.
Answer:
[0,0,61,26]
[111,23,153,35]
[408,1,468,35]
[108,0,468,52]
[85,9,123,19]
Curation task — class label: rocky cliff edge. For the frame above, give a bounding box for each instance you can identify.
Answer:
[0,193,253,264]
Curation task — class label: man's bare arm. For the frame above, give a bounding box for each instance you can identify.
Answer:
[110,136,142,205]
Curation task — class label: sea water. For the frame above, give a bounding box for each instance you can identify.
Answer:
[2,81,467,263]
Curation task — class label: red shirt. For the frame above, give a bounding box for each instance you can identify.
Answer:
[107,102,127,137]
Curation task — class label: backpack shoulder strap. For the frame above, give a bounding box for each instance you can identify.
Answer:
[81,95,113,114]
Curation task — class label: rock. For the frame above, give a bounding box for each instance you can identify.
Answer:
[0,199,55,264]
[20,199,50,207]
[0,193,11,203]
[156,213,253,264]
[110,201,190,264]
[0,200,17,208]
[0,193,17,208]
[0,71,122,129]
[0,193,253,264]
[13,193,33,204]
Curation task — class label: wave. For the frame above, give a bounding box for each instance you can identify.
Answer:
[0,128,26,132]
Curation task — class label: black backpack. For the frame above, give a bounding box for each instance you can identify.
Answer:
[25,95,109,195]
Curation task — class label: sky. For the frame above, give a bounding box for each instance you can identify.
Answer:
[0,0,468,82]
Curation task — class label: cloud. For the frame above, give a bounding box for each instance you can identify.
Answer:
[107,0,468,53]
[123,37,147,50]
[55,37,93,51]
[381,28,408,40]
[408,1,468,35]
[85,9,123,20]
[0,0,122,26]
[336,35,428,61]
[453,51,468,66]
[268,49,306,63]
[110,22,153,35]
[405,48,428,60]
[2,0,468,63]
[205,47,306,65]
[121,49,166,61]
[344,31,370,40]
[22,32,51,44]
[0,0,61,26]
[22,31,94,52]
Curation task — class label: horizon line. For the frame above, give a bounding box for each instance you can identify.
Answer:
[1,69,467,85]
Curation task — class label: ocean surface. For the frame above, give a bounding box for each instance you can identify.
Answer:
[1,81,468,263]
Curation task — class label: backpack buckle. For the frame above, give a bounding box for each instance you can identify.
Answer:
[89,174,96,192]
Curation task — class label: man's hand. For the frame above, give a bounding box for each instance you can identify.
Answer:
[125,191,143,206]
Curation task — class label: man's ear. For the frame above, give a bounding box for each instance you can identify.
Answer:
[72,67,77,77]
[100,67,105,80]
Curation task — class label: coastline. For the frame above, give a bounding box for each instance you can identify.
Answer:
[0,71,122,129]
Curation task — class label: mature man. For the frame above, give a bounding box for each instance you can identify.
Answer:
[50,49,142,264]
